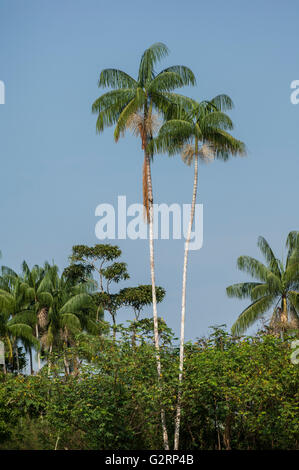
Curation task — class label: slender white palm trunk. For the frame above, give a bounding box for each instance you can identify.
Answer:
[145,151,169,450]
[174,153,198,450]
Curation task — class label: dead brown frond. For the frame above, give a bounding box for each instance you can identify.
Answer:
[38,308,49,329]
[181,143,215,166]
[126,112,160,141]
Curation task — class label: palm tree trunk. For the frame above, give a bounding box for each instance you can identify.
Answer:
[47,344,52,377]
[35,324,41,371]
[145,150,169,450]
[281,296,288,324]
[29,347,34,375]
[1,341,6,374]
[64,352,70,376]
[174,151,198,450]
[14,339,20,375]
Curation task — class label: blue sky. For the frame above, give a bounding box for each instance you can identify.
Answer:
[0,0,298,340]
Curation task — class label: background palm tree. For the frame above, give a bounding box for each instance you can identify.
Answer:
[40,267,98,375]
[92,42,195,449]
[22,261,54,371]
[227,231,299,336]
[0,272,38,373]
[151,95,246,449]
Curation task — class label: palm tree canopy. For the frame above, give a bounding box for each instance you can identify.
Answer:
[227,231,299,335]
[149,96,246,161]
[92,42,196,143]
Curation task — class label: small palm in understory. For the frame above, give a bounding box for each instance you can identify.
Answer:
[227,231,299,335]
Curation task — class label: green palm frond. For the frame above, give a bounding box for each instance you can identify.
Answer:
[92,89,136,114]
[286,231,299,270]
[250,283,278,301]
[231,295,275,335]
[158,65,196,86]
[205,129,246,158]
[37,291,53,307]
[148,71,185,93]
[226,282,262,299]
[285,261,299,287]
[9,310,36,328]
[202,111,233,131]
[114,91,145,141]
[210,94,234,111]
[98,68,137,89]
[237,256,270,281]
[37,273,54,294]
[60,313,81,332]
[286,231,299,252]
[1,266,18,278]
[288,291,299,311]
[258,236,281,276]
[138,42,169,85]
[7,323,39,347]
[150,119,195,155]
[159,92,198,116]
[60,293,91,314]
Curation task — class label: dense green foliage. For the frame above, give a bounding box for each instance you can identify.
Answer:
[0,326,298,450]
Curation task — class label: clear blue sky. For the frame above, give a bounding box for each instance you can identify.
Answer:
[0,0,298,340]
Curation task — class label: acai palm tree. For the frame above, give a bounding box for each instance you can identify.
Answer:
[227,231,299,336]
[92,42,195,449]
[151,96,246,449]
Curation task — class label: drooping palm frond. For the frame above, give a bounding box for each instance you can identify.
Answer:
[204,129,246,159]
[226,282,262,299]
[210,94,234,111]
[114,89,146,141]
[92,89,137,132]
[257,236,281,276]
[158,65,196,87]
[202,111,233,131]
[151,119,195,156]
[60,313,81,333]
[7,323,39,348]
[231,295,275,335]
[138,42,169,86]
[98,69,137,89]
[148,71,185,93]
[237,256,271,282]
[60,293,91,314]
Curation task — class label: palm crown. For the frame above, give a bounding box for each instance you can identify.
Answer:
[150,95,246,160]
[227,231,299,335]
[92,42,196,218]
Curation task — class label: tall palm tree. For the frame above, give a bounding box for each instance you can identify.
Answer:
[0,273,38,373]
[151,96,246,449]
[92,42,195,449]
[22,261,53,371]
[40,268,96,375]
[227,231,299,335]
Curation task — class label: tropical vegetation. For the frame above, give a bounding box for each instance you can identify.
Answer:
[0,42,298,451]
